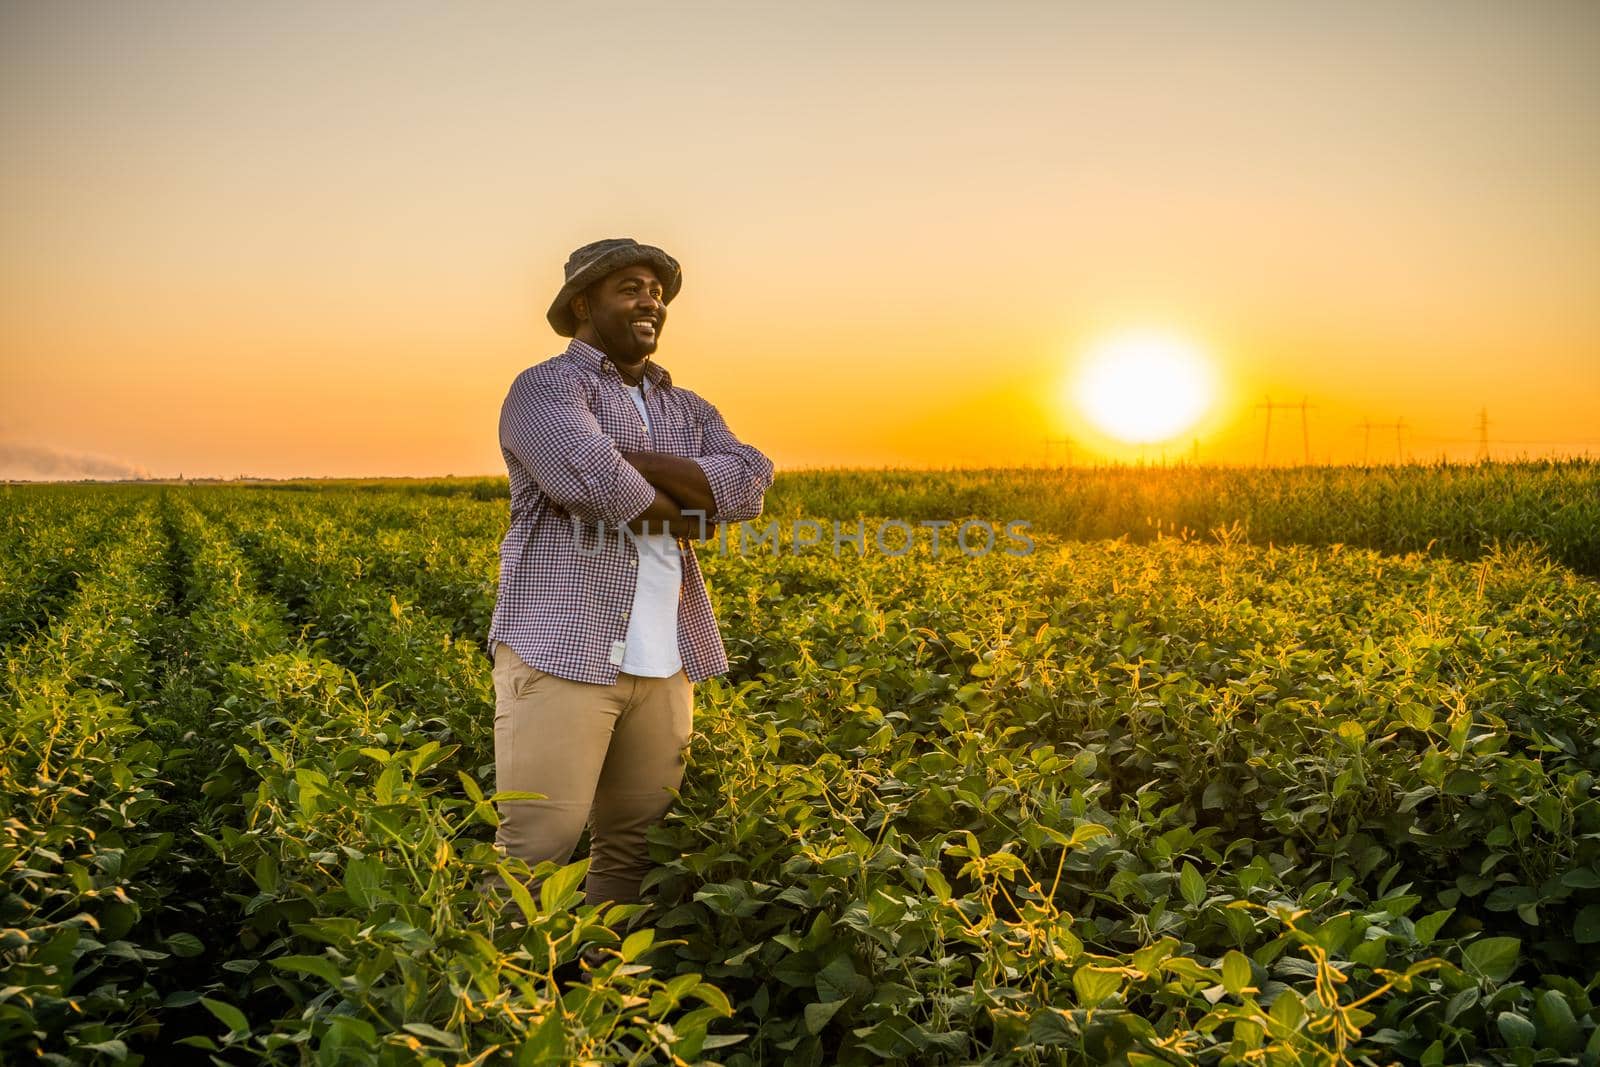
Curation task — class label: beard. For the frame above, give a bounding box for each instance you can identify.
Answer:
[592,310,658,362]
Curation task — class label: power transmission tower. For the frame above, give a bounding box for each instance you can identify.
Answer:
[1475,408,1490,462]
[1368,418,1406,463]
[1043,436,1074,468]
[1257,396,1315,464]
[1357,417,1373,465]
[1258,396,1273,464]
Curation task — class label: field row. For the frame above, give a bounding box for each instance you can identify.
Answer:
[3,490,730,1064]
[1,483,1598,1066]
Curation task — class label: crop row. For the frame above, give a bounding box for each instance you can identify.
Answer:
[0,489,140,653]
[189,486,1600,1064]
[208,489,503,641]
[161,494,734,1062]
[658,535,1600,1064]
[2,491,736,1064]
[1,500,184,1060]
[4,482,1599,1065]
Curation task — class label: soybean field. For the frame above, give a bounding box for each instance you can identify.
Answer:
[3,463,1599,1066]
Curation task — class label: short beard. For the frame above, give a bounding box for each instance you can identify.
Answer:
[586,285,655,362]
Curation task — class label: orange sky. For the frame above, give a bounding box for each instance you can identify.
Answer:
[3,1,1597,479]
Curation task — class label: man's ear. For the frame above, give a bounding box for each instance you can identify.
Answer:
[570,292,588,323]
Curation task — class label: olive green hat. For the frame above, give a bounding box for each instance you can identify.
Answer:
[546,237,682,337]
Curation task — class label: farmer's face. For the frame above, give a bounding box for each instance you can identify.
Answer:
[574,264,665,364]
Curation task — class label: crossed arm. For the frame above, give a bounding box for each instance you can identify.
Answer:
[501,367,773,541]
[624,390,773,539]
[623,453,720,539]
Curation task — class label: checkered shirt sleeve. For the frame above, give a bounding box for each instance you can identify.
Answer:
[682,390,775,523]
[499,363,658,526]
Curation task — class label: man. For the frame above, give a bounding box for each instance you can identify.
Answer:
[489,237,773,908]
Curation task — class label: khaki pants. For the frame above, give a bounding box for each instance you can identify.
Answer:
[490,642,693,906]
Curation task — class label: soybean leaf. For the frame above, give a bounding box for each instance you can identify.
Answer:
[804,999,846,1034]
[1462,937,1520,983]
[1220,951,1253,996]
[402,1023,462,1050]
[1574,905,1600,945]
[200,997,248,1035]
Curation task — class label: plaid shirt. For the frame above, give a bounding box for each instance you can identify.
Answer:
[490,338,773,684]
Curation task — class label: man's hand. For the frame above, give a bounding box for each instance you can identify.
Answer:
[622,451,718,518]
[666,517,718,541]
[625,490,717,541]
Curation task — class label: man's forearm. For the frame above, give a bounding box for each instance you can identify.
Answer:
[625,489,715,540]
[623,452,718,517]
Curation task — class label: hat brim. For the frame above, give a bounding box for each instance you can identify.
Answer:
[546,246,682,337]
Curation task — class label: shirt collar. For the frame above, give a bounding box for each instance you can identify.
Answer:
[563,338,673,391]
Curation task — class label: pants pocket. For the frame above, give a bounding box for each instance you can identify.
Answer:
[493,643,549,702]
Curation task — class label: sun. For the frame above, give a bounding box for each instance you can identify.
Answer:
[1070,329,1217,444]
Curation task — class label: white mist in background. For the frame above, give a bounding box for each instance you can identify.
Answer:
[0,439,150,481]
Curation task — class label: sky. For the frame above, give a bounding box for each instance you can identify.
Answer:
[2,0,1597,478]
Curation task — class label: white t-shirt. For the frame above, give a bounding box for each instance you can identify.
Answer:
[619,381,684,677]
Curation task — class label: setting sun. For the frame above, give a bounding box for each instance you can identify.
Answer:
[1071,329,1218,445]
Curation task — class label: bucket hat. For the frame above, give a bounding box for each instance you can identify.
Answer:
[546,238,682,337]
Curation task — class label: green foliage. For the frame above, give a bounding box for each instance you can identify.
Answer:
[0,504,180,1061]
[2,474,1598,1065]
[759,461,1600,577]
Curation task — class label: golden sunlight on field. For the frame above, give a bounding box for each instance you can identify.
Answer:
[1067,328,1220,445]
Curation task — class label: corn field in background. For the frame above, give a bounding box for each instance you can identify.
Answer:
[2,462,1597,1065]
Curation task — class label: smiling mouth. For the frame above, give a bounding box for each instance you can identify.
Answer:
[631,320,658,337]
